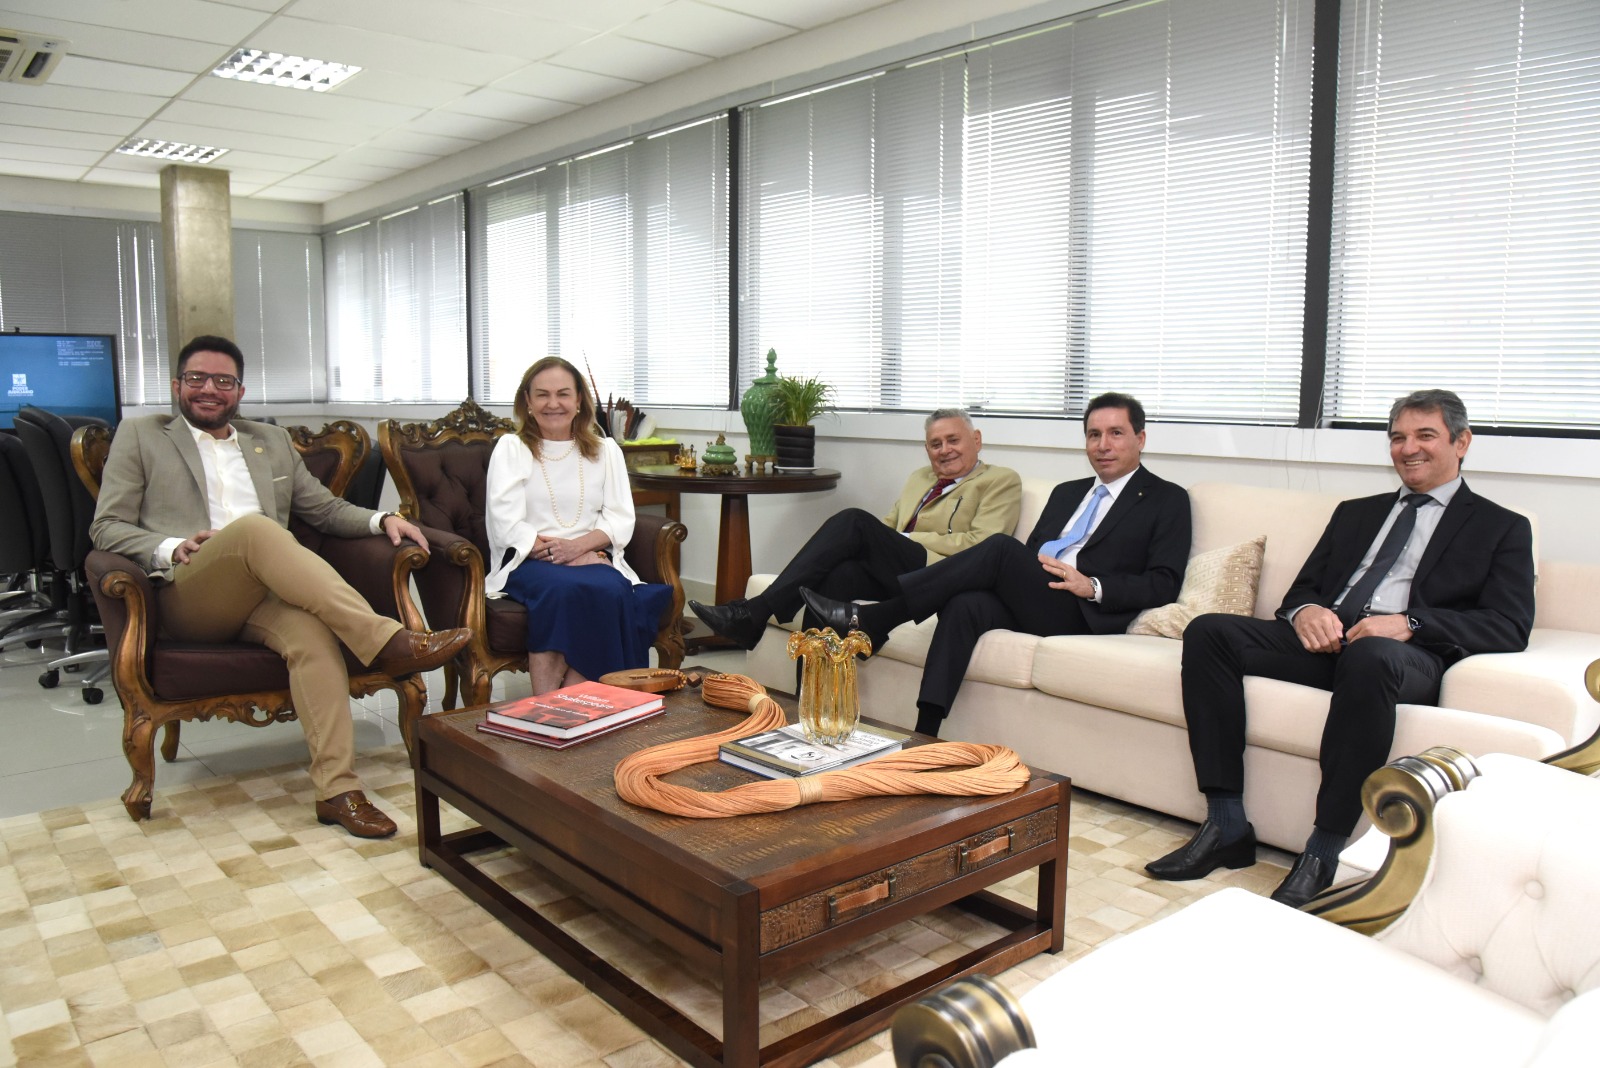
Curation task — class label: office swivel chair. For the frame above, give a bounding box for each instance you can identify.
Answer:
[0,431,59,636]
[14,406,110,703]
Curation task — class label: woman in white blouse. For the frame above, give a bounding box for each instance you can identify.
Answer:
[484,357,671,694]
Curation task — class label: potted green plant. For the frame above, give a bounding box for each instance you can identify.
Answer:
[770,374,835,470]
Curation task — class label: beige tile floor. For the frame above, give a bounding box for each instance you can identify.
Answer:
[0,639,1292,1066]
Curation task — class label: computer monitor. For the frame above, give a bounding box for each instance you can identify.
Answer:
[0,332,121,428]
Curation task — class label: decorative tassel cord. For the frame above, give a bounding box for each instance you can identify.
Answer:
[613,673,1031,818]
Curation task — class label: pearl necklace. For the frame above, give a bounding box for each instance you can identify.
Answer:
[537,440,584,529]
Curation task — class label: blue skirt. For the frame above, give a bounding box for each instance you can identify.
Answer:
[502,560,673,681]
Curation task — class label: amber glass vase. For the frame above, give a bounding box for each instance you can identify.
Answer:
[787,627,874,744]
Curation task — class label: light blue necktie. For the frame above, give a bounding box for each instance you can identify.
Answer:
[1039,484,1109,559]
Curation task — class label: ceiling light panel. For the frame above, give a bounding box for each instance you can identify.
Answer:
[211,48,362,92]
[116,138,228,163]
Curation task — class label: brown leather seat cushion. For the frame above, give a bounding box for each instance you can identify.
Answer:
[150,642,369,699]
[486,597,526,655]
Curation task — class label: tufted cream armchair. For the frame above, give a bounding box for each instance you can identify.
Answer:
[886,749,1600,1068]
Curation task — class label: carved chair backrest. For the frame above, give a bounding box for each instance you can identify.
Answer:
[286,420,371,498]
[378,399,516,562]
[69,423,114,502]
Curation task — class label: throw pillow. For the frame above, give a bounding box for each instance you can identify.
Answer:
[1127,535,1267,639]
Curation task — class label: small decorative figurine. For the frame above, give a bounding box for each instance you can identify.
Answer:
[675,443,698,470]
[701,433,739,476]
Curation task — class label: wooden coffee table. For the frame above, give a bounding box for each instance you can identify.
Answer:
[414,685,1069,1068]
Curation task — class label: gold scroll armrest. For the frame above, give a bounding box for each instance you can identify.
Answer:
[890,974,1035,1068]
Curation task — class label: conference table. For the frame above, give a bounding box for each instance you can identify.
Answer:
[628,465,840,648]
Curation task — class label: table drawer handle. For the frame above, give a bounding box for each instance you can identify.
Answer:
[960,828,1015,872]
[829,873,896,923]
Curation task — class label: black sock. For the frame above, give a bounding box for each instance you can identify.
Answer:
[1303,827,1347,869]
[1204,790,1248,843]
[914,702,945,736]
[741,594,766,621]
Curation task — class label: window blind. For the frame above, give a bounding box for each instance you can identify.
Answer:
[0,209,168,406]
[469,115,728,411]
[738,0,1313,423]
[233,229,325,404]
[1327,0,1600,428]
[325,194,466,403]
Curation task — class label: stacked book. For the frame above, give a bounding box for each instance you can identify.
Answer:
[477,681,665,749]
[718,723,908,778]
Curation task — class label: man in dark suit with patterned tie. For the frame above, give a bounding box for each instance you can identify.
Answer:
[1146,389,1535,907]
[688,408,1022,649]
[802,393,1191,736]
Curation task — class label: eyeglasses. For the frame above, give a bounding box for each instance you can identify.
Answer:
[177,371,241,391]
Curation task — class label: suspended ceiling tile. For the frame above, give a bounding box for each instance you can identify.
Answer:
[295,0,589,63]
[207,148,317,174]
[0,141,105,167]
[251,17,531,84]
[621,1,792,59]
[2,0,271,44]
[331,143,445,171]
[0,124,121,151]
[205,0,295,12]
[264,173,368,194]
[362,127,478,158]
[404,110,522,142]
[331,68,476,111]
[0,14,228,70]
[47,54,200,96]
[457,0,665,33]
[160,99,386,147]
[444,87,576,125]
[250,183,339,202]
[0,158,93,181]
[711,0,893,31]
[80,167,163,188]
[0,82,166,119]
[301,159,404,183]
[131,121,334,161]
[0,102,144,136]
[552,33,708,82]
[491,62,642,106]
[181,76,426,127]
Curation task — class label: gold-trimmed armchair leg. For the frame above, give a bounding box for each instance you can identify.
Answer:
[1304,746,1479,933]
[160,721,180,762]
[890,974,1035,1068]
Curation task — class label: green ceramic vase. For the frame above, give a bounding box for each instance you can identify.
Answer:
[740,348,781,457]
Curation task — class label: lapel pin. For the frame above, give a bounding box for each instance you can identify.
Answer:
[254,446,264,453]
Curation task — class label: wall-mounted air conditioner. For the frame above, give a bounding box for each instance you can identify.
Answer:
[0,29,69,85]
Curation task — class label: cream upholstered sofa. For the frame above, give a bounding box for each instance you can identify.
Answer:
[742,480,1600,850]
[876,751,1600,1068]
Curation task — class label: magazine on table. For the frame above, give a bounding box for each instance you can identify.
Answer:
[718,722,909,778]
[483,681,664,739]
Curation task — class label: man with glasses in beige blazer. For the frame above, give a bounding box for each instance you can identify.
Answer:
[91,335,470,838]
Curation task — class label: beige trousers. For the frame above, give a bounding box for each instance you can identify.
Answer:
[158,514,403,799]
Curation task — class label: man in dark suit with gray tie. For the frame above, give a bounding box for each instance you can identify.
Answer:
[802,392,1191,736]
[1146,389,1535,907]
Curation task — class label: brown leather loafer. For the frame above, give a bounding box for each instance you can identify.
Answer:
[315,790,398,838]
[373,627,471,676]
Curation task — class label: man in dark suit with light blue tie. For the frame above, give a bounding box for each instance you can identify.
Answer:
[802,393,1191,736]
[1146,389,1535,907]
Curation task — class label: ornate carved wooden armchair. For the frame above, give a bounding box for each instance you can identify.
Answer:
[379,399,687,709]
[78,420,443,821]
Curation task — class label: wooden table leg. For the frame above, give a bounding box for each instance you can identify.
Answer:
[714,492,752,605]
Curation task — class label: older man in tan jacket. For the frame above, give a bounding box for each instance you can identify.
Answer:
[690,408,1022,650]
[92,335,469,838]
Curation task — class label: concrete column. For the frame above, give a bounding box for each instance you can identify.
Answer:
[160,164,233,375]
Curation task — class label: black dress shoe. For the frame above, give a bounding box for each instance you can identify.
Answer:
[1270,852,1336,909]
[688,599,765,651]
[1145,821,1257,881]
[798,587,860,635]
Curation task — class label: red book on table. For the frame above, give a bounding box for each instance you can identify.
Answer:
[483,681,665,739]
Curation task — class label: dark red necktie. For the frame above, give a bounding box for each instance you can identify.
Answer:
[905,478,956,532]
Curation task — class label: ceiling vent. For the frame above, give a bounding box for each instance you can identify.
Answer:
[0,29,69,85]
